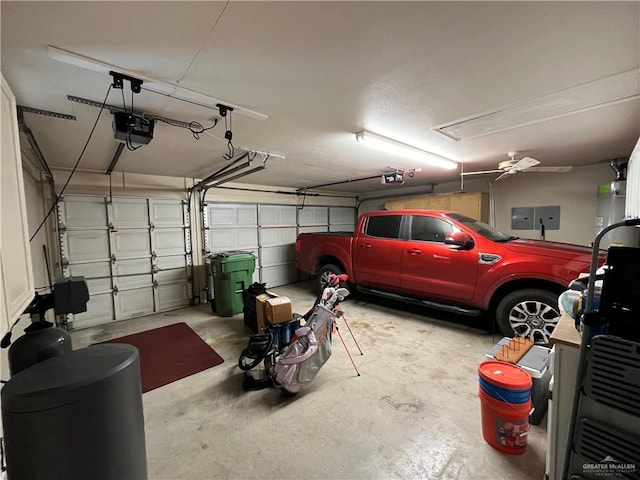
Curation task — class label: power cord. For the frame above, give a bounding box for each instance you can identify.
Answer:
[1,436,6,472]
[146,115,217,140]
[29,84,113,242]
[0,317,23,349]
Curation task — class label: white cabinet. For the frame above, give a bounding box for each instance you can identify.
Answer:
[1,74,34,331]
[546,314,581,479]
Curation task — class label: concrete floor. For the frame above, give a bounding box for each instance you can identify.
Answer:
[72,281,547,480]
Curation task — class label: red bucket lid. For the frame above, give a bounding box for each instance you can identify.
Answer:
[478,361,532,390]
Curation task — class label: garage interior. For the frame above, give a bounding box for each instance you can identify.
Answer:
[1,2,639,480]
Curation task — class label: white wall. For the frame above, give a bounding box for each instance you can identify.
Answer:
[626,136,640,218]
[358,164,613,246]
[493,163,611,245]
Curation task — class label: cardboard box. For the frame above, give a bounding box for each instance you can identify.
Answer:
[255,293,278,333]
[265,296,293,325]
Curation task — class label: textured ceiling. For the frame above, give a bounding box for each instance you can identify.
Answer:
[2,1,639,193]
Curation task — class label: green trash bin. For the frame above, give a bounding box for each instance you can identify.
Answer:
[209,251,256,317]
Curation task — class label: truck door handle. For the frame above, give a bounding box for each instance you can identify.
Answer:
[408,248,422,255]
[360,243,372,248]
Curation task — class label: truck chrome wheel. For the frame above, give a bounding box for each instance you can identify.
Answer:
[507,300,559,344]
[496,289,560,345]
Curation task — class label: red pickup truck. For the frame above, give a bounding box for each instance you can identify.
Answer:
[296,210,602,344]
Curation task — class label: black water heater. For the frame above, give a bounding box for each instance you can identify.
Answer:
[1,344,148,480]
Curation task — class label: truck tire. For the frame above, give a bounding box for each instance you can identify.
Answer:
[317,264,345,294]
[496,289,560,345]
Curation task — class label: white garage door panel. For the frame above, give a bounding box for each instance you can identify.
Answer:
[207,204,257,226]
[157,283,190,311]
[208,229,258,251]
[298,207,328,226]
[259,205,297,226]
[62,197,107,229]
[260,227,297,246]
[114,258,152,275]
[114,259,152,290]
[154,228,186,256]
[260,245,296,267]
[329,207,355,225]
[156,255,187,271]
[111,199,149,227]
[72,292,114,328]
[115,288,155,320]
[157,269,188,284]
[298,226,329,234]
[60,194,192,329]
[65,230,110,263]
[68,262,112,294]
[150,200,184,227]
[261,264,297,288]
[112,229,150,259]
[204,202,352,293]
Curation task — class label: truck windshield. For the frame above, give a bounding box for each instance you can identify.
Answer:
[446,213,516,242]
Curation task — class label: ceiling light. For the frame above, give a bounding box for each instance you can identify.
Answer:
[48,46,269,121]
[355,130,458,170]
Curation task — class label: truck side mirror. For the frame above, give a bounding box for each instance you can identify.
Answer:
[444,232,474,250]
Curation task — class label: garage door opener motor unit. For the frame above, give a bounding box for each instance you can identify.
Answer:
[113,111,154,145]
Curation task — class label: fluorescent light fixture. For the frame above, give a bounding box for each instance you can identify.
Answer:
[433,68,640,141]
[48,46,268,121]
[355,130,458,170]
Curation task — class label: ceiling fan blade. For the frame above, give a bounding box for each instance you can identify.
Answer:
[525,166,573,173]
[513,157,541,171]
[494,172,511,182]
[460,169,503,177]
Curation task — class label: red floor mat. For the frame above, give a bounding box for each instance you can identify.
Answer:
[100,322,224,393]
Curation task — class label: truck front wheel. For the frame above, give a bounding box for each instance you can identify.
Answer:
[317,264,344,294]
[496,289,560,345]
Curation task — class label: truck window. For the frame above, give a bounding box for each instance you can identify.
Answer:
[446,213,512,242]
[365,215,402,239]
[410,216,453,242]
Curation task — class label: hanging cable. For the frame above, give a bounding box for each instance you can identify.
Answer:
[121,82,142,151]
[121,87,127,113]
[298,191,307,210]
[30,84,113,242]
[222,108,235,160]
[125,134,142,151]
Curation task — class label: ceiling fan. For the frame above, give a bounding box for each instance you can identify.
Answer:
[461,152,573,181]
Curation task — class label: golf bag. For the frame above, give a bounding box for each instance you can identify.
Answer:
[238,303,337,395]
[274,304,335,394]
